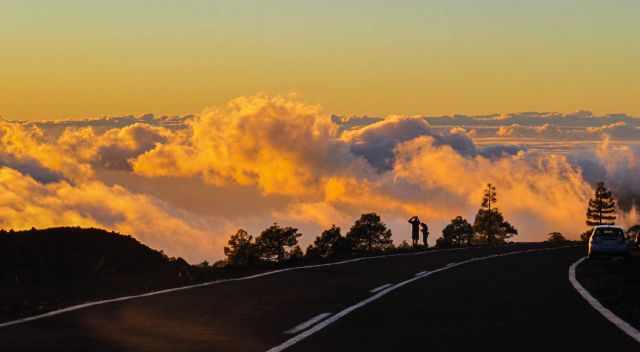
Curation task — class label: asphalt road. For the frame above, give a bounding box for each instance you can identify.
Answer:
[1,244,637,351]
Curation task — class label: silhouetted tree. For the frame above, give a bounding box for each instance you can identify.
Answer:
[482,183,497,211]
[396,240,412,252]
[628,224,640,234]
[547,232,566,243]
[435,237,450,248]
[255,224,302,262]
[441,216,474,247]
[306,225,352,259]
[346,213,393,253]
[580,229,593,242]
[627,225,640,247]
[288,245,304,262]
[223,229,258,266]
[586,182,616,226]
[473,184,517,245]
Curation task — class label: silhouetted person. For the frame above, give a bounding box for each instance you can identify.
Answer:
[408,216,420,247]
[420,222,429,248]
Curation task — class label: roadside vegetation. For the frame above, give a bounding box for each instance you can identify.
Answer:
[222,184,523,267]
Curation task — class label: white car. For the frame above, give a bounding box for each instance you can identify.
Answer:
[588,225,631,261]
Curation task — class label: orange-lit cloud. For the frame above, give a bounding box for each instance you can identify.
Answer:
[0,167,226,262]
[2,94,640,262]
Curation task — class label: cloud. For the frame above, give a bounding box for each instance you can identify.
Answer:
[0,120,92,181]
[391,136,593,238]
[569,138,640,212]
[496,123,568,139]
[58,123,174,171]
[342,115,476,170]
[132,94,365,196]
[586,121,640,140]
[4,94,640,262]
[0,167,226,263]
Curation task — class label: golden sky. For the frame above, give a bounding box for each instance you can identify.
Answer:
[2,0,640,120]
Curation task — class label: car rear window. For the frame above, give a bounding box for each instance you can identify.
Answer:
[593,228,624,240]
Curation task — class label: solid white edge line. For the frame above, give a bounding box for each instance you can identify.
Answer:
[266,245,578,352]
[414,271,427,277]
[369,283,392,294]
[568,257,640,344]
[0,244,475,329]
[284,313,332,335]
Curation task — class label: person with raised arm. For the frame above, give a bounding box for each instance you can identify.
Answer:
[408,216,421,247]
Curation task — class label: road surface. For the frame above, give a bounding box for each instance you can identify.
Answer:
[1,244,637,351]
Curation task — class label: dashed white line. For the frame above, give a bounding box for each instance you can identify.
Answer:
[284,313,332,335]
[569,257,640,344]
[369,283,392,293]
[266,245,577,352]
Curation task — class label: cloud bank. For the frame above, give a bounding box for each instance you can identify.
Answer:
[2,95,640,262]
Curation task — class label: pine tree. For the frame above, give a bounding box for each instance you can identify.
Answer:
[473,183,517,245]
[346,213,393,253]
[586,182,616,226]
[223,229,258,266]
[441,216,474,247]
[482,183,497,211]
[254,224,302,262]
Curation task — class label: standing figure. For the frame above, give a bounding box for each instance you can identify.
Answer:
[420,222,429,248]
[408,216,420,247]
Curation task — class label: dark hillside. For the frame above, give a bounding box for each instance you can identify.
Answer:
[0,227,195,321]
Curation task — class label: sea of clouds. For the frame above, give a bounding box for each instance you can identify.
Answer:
[1,94,639,262]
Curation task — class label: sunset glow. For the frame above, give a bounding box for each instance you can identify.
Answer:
[2,1,640,263]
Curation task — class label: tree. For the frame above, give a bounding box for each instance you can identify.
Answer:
[586,182,616,226]
[482,183,497,211]
[346,213,393,253]
[441,216,474,247]
[223,229,258,267]
[435,237,451,248]
[288,245,304,262]
[306,225,352,259]
[627,224,640,235]
[473,184,517,245]
[547,232,566,243]
[396,240,412,252]
[627,225,640,244]
[255,223,302,262]
[580,229,592,242]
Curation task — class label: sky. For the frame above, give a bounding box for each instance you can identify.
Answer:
[2,2,640,263]
[2,0,640,120]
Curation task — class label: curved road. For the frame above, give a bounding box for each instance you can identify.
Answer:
[1,245,637,351]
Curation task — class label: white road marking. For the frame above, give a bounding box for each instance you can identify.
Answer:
[446,262,456,267]
[414,271,427,277]
[569,257,640,344]
[369,283,392,293]
[284,313,332,334]
[266,245,577,352]
[0,245,473,329]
